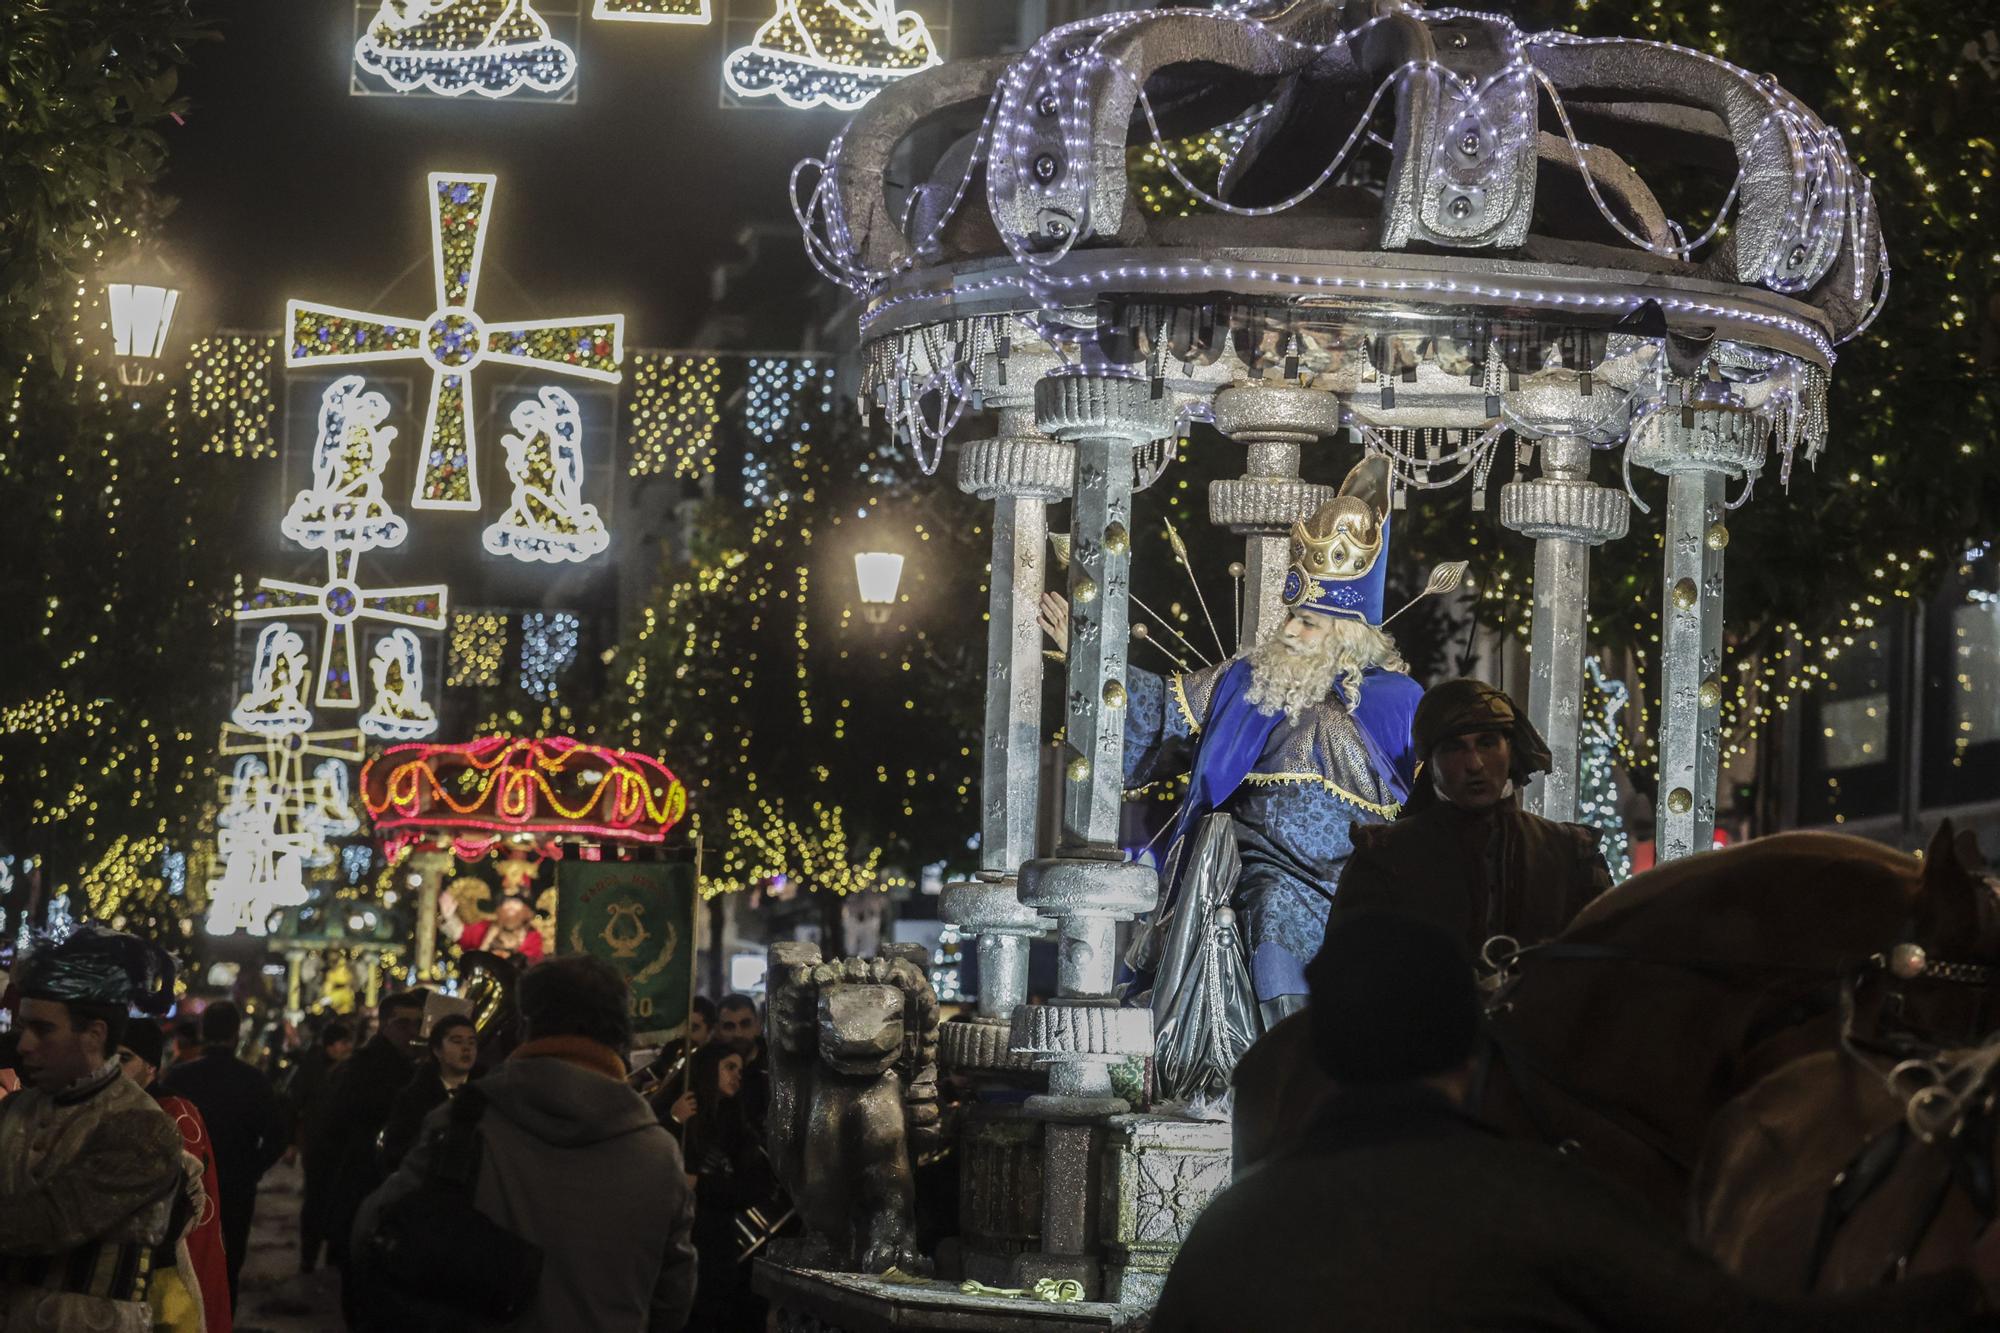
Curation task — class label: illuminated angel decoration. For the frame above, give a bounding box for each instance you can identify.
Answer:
[359,628,440,739]
[218,757,274,833]
[724,0,939,112]
[481,387,609,564]
[355,0,578,99]
[283,374,409,553]
[232,624,315,736]
[301,758,363,856]
[206,776,312,938]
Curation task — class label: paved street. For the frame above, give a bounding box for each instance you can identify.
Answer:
[233,1159,343,1333]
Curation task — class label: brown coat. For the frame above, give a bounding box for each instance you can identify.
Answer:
[0,1063,184,1333]
[1333,796,1612,961]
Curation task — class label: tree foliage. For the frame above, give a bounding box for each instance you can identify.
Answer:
[600,405,988,897]
[0,2,229,931]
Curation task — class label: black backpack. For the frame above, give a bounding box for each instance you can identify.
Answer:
[355,1085,544,1330]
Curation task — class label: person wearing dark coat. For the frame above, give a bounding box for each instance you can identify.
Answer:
[354,956,696,1333]
[310,989,427,1285]
[1155,912,2000,1333]
[282,1019,352,1273]
[1330,677,1612,961]
[376,1013,479,1173]
[683,1041,781,1331]
[161,999,289,1308]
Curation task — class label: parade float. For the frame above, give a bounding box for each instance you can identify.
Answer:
[756,0,1883,1324]
[361,735,688,978]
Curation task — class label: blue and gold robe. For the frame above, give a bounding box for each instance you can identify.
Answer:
[1126,658,1421,1003]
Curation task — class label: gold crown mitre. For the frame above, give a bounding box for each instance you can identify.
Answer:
[1281,456,1392,623]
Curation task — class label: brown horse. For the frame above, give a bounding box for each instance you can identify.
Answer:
[1234,825,2000,1237]
[1693,833,2000,1291]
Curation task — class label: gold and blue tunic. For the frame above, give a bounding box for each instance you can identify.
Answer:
[1125,658,1422,1003]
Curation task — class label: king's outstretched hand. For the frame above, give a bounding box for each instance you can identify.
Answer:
[1037,591,1070,652]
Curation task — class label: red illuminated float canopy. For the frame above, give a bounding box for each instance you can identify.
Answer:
[363,736,687,857]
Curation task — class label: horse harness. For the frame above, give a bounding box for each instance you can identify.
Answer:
[1471,932,2000,1288]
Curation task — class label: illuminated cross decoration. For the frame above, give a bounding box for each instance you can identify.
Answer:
[218,720,368,860]
[285,172,625,511]
[238,548,449,709]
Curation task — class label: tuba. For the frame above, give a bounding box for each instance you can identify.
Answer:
[458,949,523,1064]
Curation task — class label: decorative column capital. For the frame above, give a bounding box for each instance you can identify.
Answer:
[1628,404,1768,478]
[1209,477,1336,535]
[1034,373,1177,445]
[1209,383,1345,443]
[958,433,1075,501]
[1498,480,1630,545]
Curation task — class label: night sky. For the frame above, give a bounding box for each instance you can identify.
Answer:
[162,1,856,347]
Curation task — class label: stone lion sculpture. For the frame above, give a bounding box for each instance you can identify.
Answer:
[767,942,942,1274]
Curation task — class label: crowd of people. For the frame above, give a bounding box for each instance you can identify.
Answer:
[0,923,779,1333]
[10,674,2000,1331]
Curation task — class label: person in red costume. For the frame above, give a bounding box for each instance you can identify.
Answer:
[119,1021,231,1333]
[458,894,544,962]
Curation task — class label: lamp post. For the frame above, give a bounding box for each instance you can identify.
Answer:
[853,550,904,625]
[105,281,181,386]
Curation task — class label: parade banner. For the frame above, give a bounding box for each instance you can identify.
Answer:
[555,856,696,1047]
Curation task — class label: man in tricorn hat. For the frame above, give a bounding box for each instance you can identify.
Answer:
[1330,677,1612,961]
[0,924,186,1333]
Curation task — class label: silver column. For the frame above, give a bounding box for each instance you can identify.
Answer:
[1499,436,1628,822]
[1631,406,1764,861]
[941,355,1068,1078]
[1208,385,1340,650]
[1012,371,1171,1110]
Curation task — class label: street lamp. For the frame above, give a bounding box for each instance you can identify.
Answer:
[105,281,181,386]
[853,551,905,625]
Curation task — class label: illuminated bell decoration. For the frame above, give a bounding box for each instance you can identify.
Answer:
[285,172,624,511]
[854,550,904,625]
[723,0,939,112]
[355,0,577,99]
[107,281,180,387]
[362,736,687,856]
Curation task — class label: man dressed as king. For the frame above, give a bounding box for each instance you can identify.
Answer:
[1044,456,1420,1099]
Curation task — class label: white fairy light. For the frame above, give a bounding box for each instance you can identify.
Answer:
[359,629,442,739]
[519,612,581,700]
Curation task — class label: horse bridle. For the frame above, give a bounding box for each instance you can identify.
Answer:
[1474,929,2000,1289]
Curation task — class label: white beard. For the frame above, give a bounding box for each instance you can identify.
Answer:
[1242,619,1407,718]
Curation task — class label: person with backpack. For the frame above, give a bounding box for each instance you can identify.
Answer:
[352,955,696,1331]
